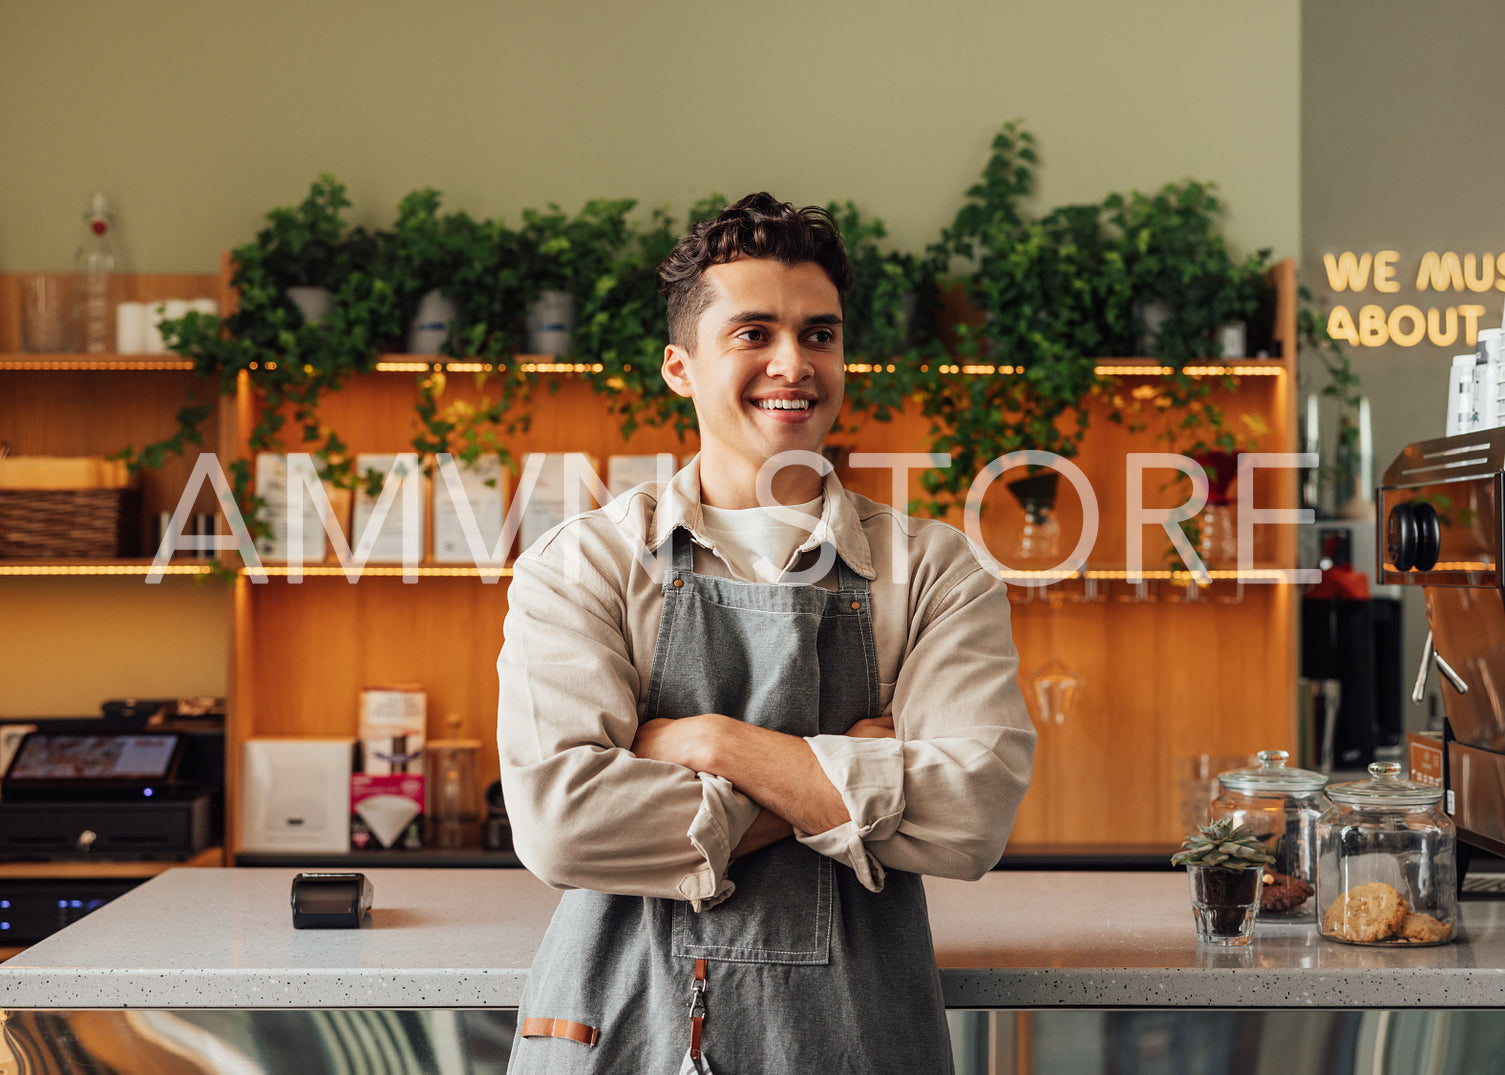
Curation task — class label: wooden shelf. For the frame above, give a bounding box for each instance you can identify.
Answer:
[0,846,225,880]
[0,272,226,355]
[244,563,514,578]
[0,356,196,370]
[5,259,1303,854]
[0,559,220,576]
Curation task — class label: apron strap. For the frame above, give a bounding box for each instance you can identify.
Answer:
[667,526,694,589]
[520,1016,600,1047]
[833,549,868,596]
[688,957,707,1061]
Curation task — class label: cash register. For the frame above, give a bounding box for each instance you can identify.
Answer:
[0,727,214,860]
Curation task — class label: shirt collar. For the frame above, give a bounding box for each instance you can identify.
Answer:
[652,454,876,581]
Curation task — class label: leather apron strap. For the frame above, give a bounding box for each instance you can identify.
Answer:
[688,957,707,1061]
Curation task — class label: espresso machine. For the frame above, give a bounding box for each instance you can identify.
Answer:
[1379,428,1505,872]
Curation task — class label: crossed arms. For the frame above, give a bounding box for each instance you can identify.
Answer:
[495,517,1036,907]
[631,713,897,857]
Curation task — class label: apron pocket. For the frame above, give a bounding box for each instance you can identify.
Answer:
[671,842,833,965]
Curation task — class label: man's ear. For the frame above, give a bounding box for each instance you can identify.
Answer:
[662,343,695,399]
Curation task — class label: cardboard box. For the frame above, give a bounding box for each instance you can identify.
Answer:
[350,772,425,850]
[358,685,426,776]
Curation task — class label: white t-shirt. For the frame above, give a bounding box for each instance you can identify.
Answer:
[698,497,823,583]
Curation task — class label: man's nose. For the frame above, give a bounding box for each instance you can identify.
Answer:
[765,334,812,381]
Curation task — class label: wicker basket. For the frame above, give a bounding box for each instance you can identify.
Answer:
[0,481,141,559]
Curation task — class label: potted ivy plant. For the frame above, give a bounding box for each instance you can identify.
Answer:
[141,176,403,521]
[250,174,371,327]
[517,199,635,356]
[920,123,1129,532]
[1103,181,1270,365]
[385,188,472,354]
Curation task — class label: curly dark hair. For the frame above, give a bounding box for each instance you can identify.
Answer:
[657,192,853,351]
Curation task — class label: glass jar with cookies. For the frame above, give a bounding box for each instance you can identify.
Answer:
[1316,761,1457,946]
[1210,750,1330,921]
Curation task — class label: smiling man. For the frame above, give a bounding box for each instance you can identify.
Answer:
[497,193,1036,1073]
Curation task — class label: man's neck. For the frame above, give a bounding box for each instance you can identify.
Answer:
[697,456,824,510]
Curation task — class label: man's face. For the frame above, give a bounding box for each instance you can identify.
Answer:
[662,257,844,507]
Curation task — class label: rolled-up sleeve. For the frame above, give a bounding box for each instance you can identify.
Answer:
[497,527,762,908]
[796,554,1035,887]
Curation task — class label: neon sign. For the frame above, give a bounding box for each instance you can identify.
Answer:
[1320,250,1501,348]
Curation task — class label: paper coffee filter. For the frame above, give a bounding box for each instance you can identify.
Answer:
[357,793,420,847]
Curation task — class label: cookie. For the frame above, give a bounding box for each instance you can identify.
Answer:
[1399,912,1453,944]
[1322,881,1409,942]
[1260,870,1314,912]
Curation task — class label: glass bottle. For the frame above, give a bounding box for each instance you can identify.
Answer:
[74,191,118,353]
[427,716,481,849]
[1315,761,1456,946]
[1007,472,1061,567]
[1210,750,1330,920]
[1198,502,1239,567]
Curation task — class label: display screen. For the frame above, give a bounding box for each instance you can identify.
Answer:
[5,734,179,781]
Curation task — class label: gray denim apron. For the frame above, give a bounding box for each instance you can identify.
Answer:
[509,528,952,1074]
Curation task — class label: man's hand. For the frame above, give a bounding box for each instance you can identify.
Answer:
[846,715,895,739]
[631,714,722,771]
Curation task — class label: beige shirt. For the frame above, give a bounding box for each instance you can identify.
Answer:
[698,495,821,582]
[496,458,1036,909]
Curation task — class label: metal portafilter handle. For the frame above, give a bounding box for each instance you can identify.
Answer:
[1412,630,1470,705]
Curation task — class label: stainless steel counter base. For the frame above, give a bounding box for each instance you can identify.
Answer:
[5,1009,1505,1074]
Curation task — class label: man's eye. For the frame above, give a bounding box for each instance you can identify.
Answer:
[807,329,836,345]
[736,327,766,343]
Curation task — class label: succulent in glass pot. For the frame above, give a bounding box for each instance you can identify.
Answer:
[1173,817,1275,945]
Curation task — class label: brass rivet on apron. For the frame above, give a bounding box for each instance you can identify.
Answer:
[673,577,684,588]
[851,600,861,610]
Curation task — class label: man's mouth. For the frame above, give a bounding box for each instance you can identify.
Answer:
[752,398,814,411]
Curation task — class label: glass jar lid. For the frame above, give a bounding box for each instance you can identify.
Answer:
[1325,761,1443,806]
[1218,750,1328,793]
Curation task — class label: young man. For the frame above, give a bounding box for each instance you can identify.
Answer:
[497,193,1035,1073]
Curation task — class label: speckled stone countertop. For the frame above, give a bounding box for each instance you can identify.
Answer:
[3,869,1504,1009]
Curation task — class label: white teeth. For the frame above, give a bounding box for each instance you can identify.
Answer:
[755,398,812,411]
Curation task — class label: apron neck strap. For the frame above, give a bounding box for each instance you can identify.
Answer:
[669,526,695,581]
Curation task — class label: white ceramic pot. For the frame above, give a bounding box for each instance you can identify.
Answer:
[1218,321,1247,360]
[285,286,334,327]
[407,289,458,354]
[1136,300,1172,354]
[526,289,575,356]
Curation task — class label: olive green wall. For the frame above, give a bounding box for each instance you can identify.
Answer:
[0,0,1299,273]
[0,0,1300,717]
